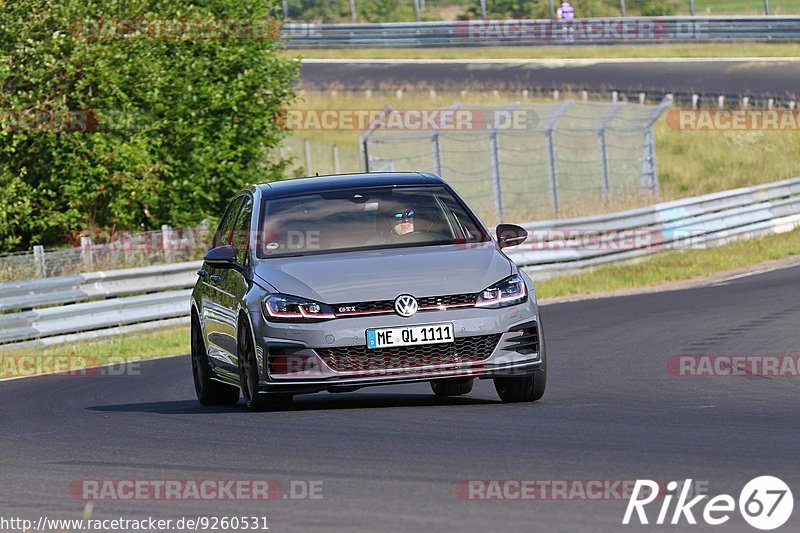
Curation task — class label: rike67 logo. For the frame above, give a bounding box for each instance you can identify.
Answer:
[623,477,793,530]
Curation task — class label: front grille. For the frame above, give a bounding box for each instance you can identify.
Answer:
[332,293,477,317]
[317,334,502,373]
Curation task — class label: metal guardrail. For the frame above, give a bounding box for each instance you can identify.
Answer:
[507,176,800,277]
[2,177,799,346]
[283,17,800,47]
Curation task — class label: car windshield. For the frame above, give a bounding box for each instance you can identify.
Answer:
[257,185,490,258]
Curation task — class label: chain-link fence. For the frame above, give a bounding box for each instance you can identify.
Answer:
[0,225,211,282]
[360,100,669,223]
[280,137,362,177]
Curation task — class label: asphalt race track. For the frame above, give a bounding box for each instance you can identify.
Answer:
[299,59,800,99]
[1,264,799,532]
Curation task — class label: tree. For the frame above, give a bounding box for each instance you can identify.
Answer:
[0,0,298,251]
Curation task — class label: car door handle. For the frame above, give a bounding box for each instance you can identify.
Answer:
[209,274,221,283]
[197,269,208,278]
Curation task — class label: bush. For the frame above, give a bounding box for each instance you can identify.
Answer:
[0,0,298,252]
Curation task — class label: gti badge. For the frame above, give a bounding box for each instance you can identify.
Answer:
[394,295,418,317]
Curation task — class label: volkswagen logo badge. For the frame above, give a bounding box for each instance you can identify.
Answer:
[394,294,418,317]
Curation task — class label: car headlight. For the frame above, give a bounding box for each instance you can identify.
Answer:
[475,274,527,308]
[262,294,336,322]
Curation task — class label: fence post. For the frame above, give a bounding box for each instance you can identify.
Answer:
[304,139,312,174]
[33,245,46,278]
[360,136,370,172]
[162,225,173,263]
[349,0,357,22]
[80,237,94,270]
[764,0,770,15]
[489,130,504,223]
[641,127,660,196]
[413,0,421,21]
[333,144,341,174]
[690,0,695,16]
[619,0,626,17]
[431,133,442,176]
[549,0,555,18]
[542,101,572,215]
[480,0,487,19]
[597,104,623,203]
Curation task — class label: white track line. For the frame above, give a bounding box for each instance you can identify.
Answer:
[711,260,800,286]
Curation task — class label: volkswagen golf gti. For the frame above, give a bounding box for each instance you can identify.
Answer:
[190,172,546,410]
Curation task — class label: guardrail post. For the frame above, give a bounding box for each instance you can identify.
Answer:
[480,0,487,19]
[431,133,442,176]
[413,0,421,21]
[33,245,46,278]
[489,129,504,222]
[764,0,770,15]
[619,0,626,17]
[690,0,695,16]
[332,144,341,174]
[80,237,94,270]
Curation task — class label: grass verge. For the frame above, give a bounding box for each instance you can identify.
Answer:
[284,43,800,61]
[536,227,800,299]
[0,324,189,379]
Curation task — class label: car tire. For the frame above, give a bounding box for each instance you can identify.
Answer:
[494,351,547,403]
[238,318,292,412]
[191,315,240,406]
[430,378,474,397]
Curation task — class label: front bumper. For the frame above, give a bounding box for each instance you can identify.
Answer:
[246,303,545,395]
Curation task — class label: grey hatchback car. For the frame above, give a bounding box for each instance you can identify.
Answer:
[190,172,546,410]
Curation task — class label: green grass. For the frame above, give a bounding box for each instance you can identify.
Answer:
[679,0,796,15]
[0,324,188,379]
[284,43,800,61]
[536,226,800,299]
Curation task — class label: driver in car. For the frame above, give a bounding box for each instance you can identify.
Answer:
[391,209,415,236]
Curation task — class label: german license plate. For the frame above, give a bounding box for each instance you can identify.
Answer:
[366,323,455,349]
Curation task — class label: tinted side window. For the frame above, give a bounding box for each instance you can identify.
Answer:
[232,196,253,265]
[213,196,244,248]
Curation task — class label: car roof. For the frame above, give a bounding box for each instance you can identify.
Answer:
[256,172,446,198]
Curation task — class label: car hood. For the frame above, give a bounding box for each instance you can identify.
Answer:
[253,243,512,303]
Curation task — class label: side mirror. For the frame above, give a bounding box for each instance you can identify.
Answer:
[496,224,528,249]
[204,244,237,268]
